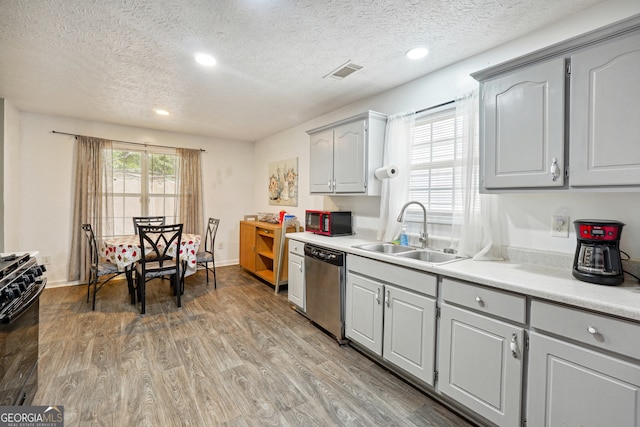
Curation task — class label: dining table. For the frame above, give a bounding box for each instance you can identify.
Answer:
[102,233,202,303]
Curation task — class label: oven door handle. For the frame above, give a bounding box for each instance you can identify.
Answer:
[0,279,47,324]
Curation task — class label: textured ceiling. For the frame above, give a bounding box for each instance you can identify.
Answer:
[0,0,603,142]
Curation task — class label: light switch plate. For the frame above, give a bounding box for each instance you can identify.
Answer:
[552,215,569,238]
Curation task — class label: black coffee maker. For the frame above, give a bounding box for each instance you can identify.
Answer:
[573,219,625,286]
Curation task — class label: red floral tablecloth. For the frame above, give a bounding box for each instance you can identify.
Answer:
[102,233,201,272]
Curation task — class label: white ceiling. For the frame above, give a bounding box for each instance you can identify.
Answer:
[0,0,603,142]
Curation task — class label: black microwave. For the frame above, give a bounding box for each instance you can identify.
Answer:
[305,210,352,236]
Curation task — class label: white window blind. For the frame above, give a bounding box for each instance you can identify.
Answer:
[408,106,463,226]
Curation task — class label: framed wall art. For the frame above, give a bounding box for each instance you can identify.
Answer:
[268,157,298,206]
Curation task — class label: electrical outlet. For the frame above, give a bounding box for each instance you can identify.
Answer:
[552,215,569,238]
[42,255,51,265]
[218,242,224,250]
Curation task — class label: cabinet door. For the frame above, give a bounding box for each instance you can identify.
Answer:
[309,130,334,193]
[287,253,305,310]
[239,222,256,271]
[383,285,436,386]
[482,57,565,189]
[438,303,524,426]
[570,31,640,186]
[345,272,383,356]
[333,120,366,193]
[527,332,640,427]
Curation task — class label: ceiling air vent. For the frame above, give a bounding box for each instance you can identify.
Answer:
[324,61,363,80]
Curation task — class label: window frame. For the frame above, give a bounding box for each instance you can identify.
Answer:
[406,103,464,236]
[107,143,178,236]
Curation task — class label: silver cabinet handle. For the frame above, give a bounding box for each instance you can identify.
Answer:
[385,289,390,307]
[475,296,482,303]
[375,288,380,305]
[588,326,598,335]
[327,180,331,189]
[332,180,336,190]
[510,333,519,358]
[550,157,561,181]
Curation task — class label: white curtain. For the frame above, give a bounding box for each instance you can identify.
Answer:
[377,111,415,242]
[452,90,503,260]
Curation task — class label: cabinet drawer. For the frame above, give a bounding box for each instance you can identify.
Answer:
[347,255,436,297]
[288,239,305,257]
[531,300,640,360]
[441,278,526,324]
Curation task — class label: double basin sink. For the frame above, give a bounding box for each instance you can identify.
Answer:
[352,243,465,265]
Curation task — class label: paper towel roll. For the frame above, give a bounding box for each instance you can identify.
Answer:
[375,165,399,179]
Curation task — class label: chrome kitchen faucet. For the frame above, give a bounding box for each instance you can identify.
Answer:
[397,201,428,249]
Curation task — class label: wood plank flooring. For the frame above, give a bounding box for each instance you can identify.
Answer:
[34,265,474,426]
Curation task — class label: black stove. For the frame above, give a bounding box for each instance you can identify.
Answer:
[0,253,47,406]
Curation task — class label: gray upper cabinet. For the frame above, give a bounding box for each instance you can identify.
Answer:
[570,30,640,187]
[473,15,640,191]
[307,111,386,195]
[481,57,566,189]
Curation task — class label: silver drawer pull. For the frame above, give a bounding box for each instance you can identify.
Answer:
[510,333,519,358]
[588,326,598,335]
[375,288,380,305]
[385,289,390,307]
[475,296,484,306]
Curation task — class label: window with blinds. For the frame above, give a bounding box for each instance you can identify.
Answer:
[407,106,463,226]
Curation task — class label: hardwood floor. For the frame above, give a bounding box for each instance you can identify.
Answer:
[34,265,474,426]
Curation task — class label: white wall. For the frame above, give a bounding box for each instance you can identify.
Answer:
[254,0,640,257]
[6,113,255,283]
[3,99,20,254]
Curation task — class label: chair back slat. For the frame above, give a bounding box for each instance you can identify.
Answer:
[81,223,99,266]
[204,218,220,254]
[133,216,166,234]
[138,224,183,268]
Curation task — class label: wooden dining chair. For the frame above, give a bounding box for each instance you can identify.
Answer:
[132,216,166,234]
[81,224,124,310]
[135,224,183,314]
[196,218,220,287]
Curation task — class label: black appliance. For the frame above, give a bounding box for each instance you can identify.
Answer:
[572,220,624,286]
[304,210,352,236]
[0,253,47,405]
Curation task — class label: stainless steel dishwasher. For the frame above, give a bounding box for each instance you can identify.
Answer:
[304,244,346,344]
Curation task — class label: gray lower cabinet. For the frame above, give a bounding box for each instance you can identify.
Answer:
[287,240,305,310]
[527,300,640,427]
[345,255,437,386]
[438,278,526,426]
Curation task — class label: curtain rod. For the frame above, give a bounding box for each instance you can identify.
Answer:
[51,130,206,152]
[415,99,455,115]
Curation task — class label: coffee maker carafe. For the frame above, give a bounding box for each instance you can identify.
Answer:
[573,219,625,286]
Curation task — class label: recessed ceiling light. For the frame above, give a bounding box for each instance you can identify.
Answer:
[406,47,429,60]
[195,53,216,66]
[154,108,170,116]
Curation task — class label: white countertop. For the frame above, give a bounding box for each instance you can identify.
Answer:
[287,232,640,322]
